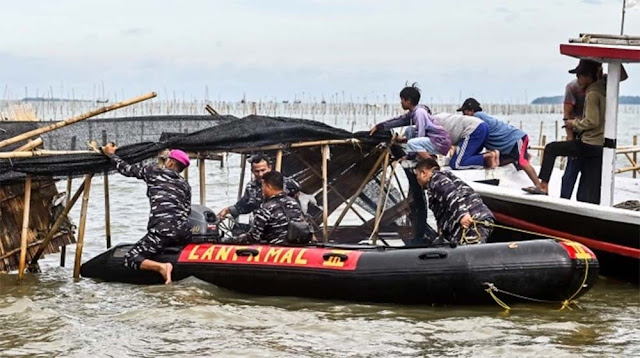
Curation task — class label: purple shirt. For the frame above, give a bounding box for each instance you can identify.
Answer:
[377,105,452,155]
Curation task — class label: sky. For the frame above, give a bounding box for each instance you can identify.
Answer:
[1,0,639,103]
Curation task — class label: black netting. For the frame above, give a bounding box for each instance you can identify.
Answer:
[1,115,391,183]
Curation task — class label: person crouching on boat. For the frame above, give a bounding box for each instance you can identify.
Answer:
[217,154,300,219]
[415,158,495,245]
[231,171,312,245]
[457,97,539,187]
[369,84,451,160]
[102,144,192,284]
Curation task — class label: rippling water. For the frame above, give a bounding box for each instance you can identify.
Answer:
[1,114,639,357]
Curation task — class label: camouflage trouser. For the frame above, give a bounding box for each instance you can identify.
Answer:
[124,225,189,270]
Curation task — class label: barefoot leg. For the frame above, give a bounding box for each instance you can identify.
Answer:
[140,259,174,284]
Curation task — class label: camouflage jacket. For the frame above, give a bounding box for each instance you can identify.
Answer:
[425,170,494,242]
[230,177,300,216]
[109,155,192,233]
[244,192,306,244]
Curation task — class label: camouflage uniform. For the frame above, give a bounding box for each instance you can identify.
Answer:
[425,170,494,245]
[229,177,300,217]
[109,155,192,270]
[237,192,307,244]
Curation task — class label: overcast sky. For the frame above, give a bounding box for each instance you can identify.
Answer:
[1,0,639,103]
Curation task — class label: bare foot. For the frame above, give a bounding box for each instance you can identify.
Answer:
[160,262,173,284]
[492,150,500,168]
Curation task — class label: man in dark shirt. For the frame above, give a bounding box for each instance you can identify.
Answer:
[218,154,300,218]
[415,158,494,245]
[234,171,309,244]
[102,144,192,284]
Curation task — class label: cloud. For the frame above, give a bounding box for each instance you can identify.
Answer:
[582,0,602,4]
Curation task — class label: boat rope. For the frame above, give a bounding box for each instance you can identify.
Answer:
[468,219,591,311]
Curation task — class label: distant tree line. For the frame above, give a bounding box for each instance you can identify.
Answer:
[532,96,640,105]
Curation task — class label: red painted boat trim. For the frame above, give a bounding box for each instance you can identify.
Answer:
[493,212,640,259]
[560,44,640,62]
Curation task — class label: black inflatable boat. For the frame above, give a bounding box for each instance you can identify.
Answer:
[81,239,599,305]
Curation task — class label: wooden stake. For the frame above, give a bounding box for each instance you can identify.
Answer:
[30,177,86,267]
[238,154,247,201]
[541,135,547,161]
[61,136,77,267]
[0,149,95,159]
[17,176,32,282]
[0,92,156,149]
[371,150,390,244]
[321,145,329,242]
[102,131,111,249]
[73,174,93,279]
[275,149,283,172]
[199,156,206,206]
[328,150,388,239]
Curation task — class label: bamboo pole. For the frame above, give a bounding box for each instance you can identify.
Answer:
[199,155,206,206]
[616,165,640,174]
[233,139,362,153]
[321,145,329,242]
[292,153,368,224]
[541,135,547,161]
[238,154,247,201]
[371,150,390,245]
[102,131,112,249]
[634,135,638,179]
[30,177,86,267]
[0,149,95,159]
[13,137,43,152]
[328,150,387,239]
[275,149,283,172]
[17,176,32,282]
[61,136,77,267]
[0,92,156,149]
[73,174,93,279]
[614,146,640,154]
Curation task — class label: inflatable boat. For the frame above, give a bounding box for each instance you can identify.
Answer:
[81,239,599,305]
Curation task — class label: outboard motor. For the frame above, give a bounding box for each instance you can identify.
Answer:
[188,205,222,243]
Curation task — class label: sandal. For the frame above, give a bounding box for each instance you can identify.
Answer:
[522,186,548,195]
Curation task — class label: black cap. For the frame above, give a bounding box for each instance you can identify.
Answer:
[457,98,482,112]
[568,59,601,75]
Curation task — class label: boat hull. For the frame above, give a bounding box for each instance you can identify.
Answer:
[81,239,599,305]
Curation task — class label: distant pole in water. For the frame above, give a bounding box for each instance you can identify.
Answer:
[199,155,206,206]
[621,0,627,35]
[238,154,247,201]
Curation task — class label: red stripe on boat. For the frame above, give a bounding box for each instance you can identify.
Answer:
[494,212,640,259]
[177,244,362,270]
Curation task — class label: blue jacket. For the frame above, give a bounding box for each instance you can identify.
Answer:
[473,112,525,154]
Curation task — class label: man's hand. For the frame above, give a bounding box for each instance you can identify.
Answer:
[217,206,231,219]
[369,124,378,136]
[102,143,118,156]
[459,213,473,229]
[564,119,574,131]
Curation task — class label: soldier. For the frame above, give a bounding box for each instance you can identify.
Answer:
[414,158,494,245]
[218,154,300,218]
[102,144,192,284]
[233,171,311,244]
